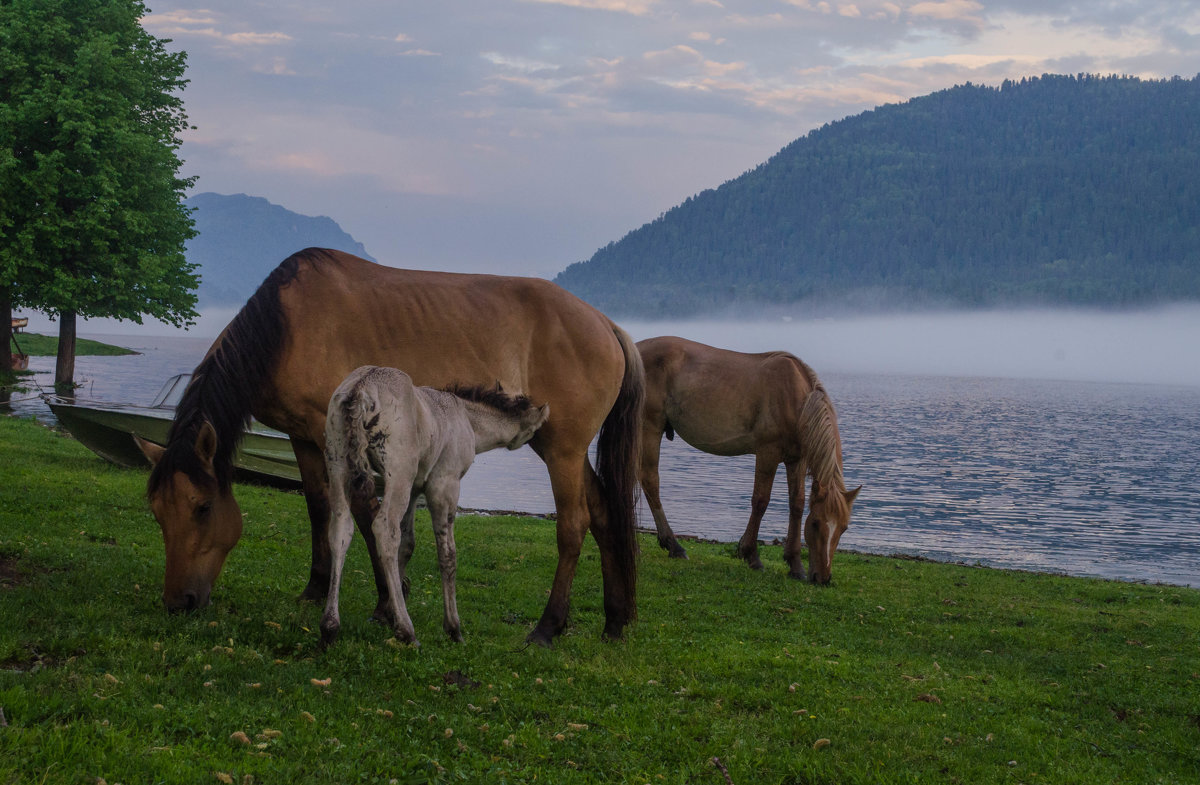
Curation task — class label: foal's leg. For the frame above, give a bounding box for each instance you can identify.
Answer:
[318,465,356,648]
[737,453,778,570]
[782,460,808,579]
[425,478,464,642]
[374,477,418,645]
[639,425,687,558]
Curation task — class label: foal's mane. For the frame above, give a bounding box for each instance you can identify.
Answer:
[791,357,849,509]
[444,382,538,419]
[147,249,323,494]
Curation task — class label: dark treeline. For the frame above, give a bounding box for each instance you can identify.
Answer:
[555,74,1200,316]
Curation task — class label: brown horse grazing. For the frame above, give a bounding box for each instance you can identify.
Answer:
[136,248,644,646]
[637,336,859,583]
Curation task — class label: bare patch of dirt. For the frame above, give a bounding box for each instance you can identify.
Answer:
[0,554,25,588]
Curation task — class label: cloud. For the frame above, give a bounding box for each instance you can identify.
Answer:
[519,0,658,14]
[140,9,292,46]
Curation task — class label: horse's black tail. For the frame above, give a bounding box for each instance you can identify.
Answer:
[594,323,645,629]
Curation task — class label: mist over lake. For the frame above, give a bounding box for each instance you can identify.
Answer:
[30,304,1200,388]
[10,305,1200,586]
[621,304,1200,389]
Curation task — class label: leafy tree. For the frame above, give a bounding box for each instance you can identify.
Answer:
[0,0,197,384]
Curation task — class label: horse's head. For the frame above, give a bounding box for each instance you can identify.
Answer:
[136,422,244,612]
[804,481,861,585]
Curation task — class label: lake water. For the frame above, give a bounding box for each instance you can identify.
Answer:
[6,321,1199,588]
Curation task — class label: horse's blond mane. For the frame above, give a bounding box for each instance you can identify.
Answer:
[793,359,848,516]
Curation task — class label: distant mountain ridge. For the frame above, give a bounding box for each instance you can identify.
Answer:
[186,192,375,306]
[555,73,1200,317]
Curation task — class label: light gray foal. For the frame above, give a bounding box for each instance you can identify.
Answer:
[319,365,549,647]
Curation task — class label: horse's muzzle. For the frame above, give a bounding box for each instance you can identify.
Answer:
[163,589,208,613]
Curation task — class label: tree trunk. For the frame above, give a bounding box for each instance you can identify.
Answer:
[55,310,78,395]
[1,291,12,375]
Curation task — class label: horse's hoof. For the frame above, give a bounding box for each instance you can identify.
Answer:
[525,627,556,649]
[787,570,806,581]
[601,619,629,643]
[318,624,339,650]
[447,628,464,643]
[297,585,326,604]
[669,545,688,559]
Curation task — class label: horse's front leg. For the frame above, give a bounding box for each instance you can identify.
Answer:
[737,453,778,570]
[783,460,808,579]
[426,478,463,642]
[292,439,333,603]
[639,425,687,559]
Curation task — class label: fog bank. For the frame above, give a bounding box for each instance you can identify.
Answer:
[17,304,1200,388]
[624,305,1200,388]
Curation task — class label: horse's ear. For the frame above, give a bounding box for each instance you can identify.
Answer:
[134,435,165,466]
[195,421,218,468]
[845,485,862,505]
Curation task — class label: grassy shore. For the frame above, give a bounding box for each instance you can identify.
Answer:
[1,415,1197,784]
[10,332,137,357]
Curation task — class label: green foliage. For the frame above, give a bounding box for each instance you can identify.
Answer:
[2,416,1198,783]
[0,0,198,326]
[11,331,135,357]
[556,74,1200,316]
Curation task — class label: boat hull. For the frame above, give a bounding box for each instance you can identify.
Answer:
[47,399,301,489]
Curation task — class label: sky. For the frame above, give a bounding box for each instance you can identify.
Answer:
[136,0,1200,280]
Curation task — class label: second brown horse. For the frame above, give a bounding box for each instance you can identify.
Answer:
[638,336,859,583]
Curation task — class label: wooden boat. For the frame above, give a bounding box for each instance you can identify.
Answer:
[8,317,29,370]
[44,374,301,489]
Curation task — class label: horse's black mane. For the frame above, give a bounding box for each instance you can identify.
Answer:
[443,382,537,419]
[146,249,325,494]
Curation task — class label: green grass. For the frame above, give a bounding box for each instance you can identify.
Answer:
[10,332,137,357]
[1,414,1198,784]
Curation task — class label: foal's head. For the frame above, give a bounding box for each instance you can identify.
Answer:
[448,383,549,450]
[804,480,861,585]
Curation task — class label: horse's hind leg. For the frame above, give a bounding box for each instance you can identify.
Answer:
[639,426,687,558]
[737,453,778,570]
[374,480,418,645]
[782,460,808,579]
[349,490,394,623]
[426,479,463,642]
[319,466,355,648]
[526,450,590,647]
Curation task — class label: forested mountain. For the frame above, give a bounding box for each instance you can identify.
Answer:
[186,192,375,305]
[555,74,1200,316]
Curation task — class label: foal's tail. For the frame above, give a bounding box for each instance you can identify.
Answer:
[336,374,378,499]
[594,323,645,626]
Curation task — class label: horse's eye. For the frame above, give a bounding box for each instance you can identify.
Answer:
[196,501,212,519]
